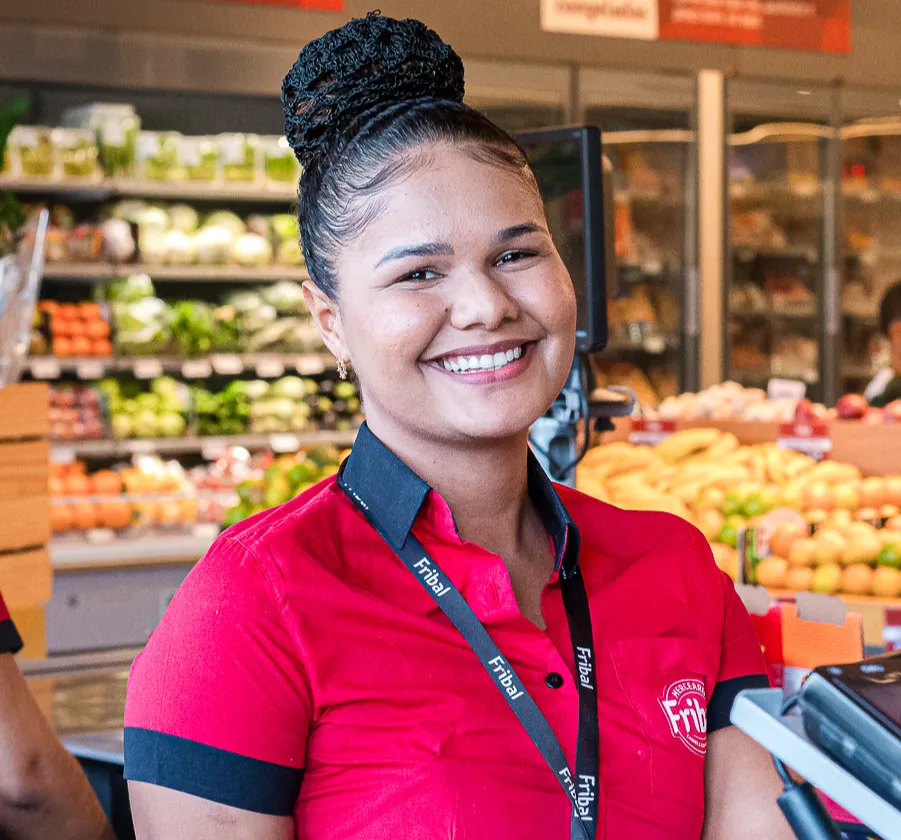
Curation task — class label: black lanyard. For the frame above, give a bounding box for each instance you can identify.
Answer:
[338,474,600,840]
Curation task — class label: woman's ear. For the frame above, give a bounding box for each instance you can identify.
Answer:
[303,281,349,363]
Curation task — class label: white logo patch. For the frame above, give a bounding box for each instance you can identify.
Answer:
[659,678,707,756]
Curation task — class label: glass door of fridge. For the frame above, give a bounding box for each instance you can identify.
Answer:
[726,80,833,403]
[839,87,901,402]
[580,69,698,410]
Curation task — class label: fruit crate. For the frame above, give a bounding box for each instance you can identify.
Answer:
[0,382,51,657]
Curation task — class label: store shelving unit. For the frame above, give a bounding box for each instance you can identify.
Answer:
[51,532,218,570]
[50,429,357,460]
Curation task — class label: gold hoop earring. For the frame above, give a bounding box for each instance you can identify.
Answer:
[337,358,348,380]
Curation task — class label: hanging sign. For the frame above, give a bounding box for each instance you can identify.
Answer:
[540,0,850,53]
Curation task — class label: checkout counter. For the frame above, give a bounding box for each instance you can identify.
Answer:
[22,651,135,840]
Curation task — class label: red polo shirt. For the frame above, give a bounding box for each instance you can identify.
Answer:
[0,592,22,655]
[124,424,767,838]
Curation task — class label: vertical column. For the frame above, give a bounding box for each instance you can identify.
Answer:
[820,85,842,407]
[697,69,727,389]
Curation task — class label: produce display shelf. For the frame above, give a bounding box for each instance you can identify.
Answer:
[0,176,296,203]
[731,307,817,321]
[51,533,217,570]
[51,430,357,460]
[730,182,823,202]
[732,367,820,386]
[42,262,310,283]
[27,352,333,379]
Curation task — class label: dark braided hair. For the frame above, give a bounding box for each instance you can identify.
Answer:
[281,12,536,298]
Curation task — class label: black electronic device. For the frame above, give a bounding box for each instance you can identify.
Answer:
[514,126,610,355]
[800,652,901,810]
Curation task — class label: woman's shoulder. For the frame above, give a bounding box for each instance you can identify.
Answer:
[556,483,710,562]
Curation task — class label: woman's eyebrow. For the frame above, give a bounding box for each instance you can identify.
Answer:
[492,222,546,245]
[375,242,453,267]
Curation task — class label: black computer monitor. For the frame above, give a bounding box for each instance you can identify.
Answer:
[514,125,609,354]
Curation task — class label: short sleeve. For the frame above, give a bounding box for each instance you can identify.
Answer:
[0,591,22,655]
[124,535,311,815]
[707,570,769,732]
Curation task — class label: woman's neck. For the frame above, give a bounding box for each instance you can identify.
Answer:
[365,414,535,558]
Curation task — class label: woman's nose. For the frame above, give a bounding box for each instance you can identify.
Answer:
[446,269,520,332]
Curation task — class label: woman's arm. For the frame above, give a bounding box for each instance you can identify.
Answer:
[0,653,114,840]
[129,782,292,840]
[702,726,795,840]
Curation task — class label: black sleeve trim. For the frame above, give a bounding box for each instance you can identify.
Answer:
[0,618,23,655]
[123,728,303,816]
[707,673,770,733]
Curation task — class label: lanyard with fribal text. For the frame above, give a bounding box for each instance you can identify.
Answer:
[337,473,600,840]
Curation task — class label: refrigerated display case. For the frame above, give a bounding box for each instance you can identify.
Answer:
[839,87,901,399]
[725,80,836,403]
[580,70,699,406]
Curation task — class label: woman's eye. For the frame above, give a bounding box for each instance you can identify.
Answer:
[497,249,537,265]
[400,268,439,283]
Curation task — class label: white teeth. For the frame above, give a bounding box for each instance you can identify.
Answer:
[437,345,525,375]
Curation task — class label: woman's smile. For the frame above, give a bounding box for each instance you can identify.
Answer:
[424,340,536,385]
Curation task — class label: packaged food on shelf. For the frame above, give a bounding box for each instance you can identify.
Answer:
[217,132,260,183]
[63,102,141,178]
[261,135,299,184]
[49,384,106,441]
[52,128,101,180]
[137,131,183,182]
[9,126,55,178]
[179,136,219,182]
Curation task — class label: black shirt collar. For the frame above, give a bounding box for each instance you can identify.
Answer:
[339,423,579,575]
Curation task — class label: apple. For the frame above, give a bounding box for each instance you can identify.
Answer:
[872,567,901,598]
[864,408,885,425]
[859,477,885,510]
[803,482,835,512]
[756,557,788,589]
[842,564,875,596]
[812,563,842,595]
[841,530,883,566]
[884,400,901,423]
[812,530,846,566]
[794,399,818,423]
[832,483,860,511]
[836,393,869,420]
[826,509,853,529]
[883,476,901,508]
[770,522,808,559]
[789,538,818,568]
[785,567,814,592]
[886,516,901,533]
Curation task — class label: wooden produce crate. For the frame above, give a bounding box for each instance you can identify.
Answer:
[0,383,51,657]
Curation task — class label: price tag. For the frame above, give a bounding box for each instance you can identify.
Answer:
[777,421,832,461]
[220,135,245,165]
[181,360,213,379]
[51,446,76,464]
[211,354,243,375]
[628,418,677,446]
[76,360,105,380]
[768,378,807,402]
[134,359,162,379]
[179,138,202,167]
[256,358,285,378]
[201,440,227,460]
[295,354,326,375]
[86,528,116,545]
[129,440,157,454]
[270,433,300,453]
[31,358,61,379]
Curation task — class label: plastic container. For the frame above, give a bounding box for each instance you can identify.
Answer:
[64,103,141,178]
[180,136,219,182]
[218,133,260,183]
[137,131,183,182]
[9,126,55,178]
[52,128,101,180]
[262,136,298,185]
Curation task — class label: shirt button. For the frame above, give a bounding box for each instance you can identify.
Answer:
[545,672,565,689]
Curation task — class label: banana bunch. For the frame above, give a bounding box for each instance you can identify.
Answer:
[577,429,819,524]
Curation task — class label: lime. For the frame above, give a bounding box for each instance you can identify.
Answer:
[877,545,901,570]
[716,523,739,549]
[742,495,767,519]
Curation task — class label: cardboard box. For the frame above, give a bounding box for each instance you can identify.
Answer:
[9,606,47,659]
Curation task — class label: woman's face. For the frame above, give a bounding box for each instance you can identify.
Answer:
[306,143,577,446]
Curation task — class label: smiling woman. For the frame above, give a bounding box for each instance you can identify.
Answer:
[123,12,790,840]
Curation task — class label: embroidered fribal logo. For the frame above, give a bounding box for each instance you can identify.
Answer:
[659,678,707,757]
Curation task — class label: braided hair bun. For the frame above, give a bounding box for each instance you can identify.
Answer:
[282,12,465,169]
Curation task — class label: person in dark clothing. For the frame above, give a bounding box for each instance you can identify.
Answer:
[868,283,901,407]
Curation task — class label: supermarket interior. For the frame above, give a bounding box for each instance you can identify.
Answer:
[5,1,901,837]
